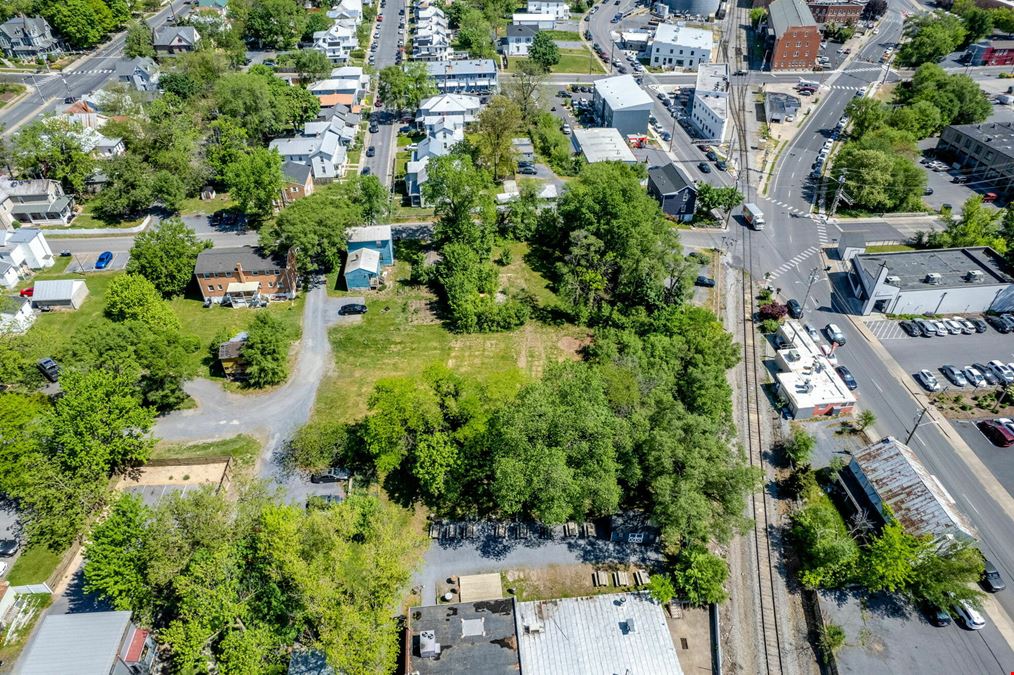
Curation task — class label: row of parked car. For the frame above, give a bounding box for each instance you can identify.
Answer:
[810,111,850,179]
[915,359,1014,394]
[977,418,1014,447]
[898,315,992,337]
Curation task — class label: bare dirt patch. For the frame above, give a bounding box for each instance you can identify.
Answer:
[557,335,591,359]
[118,462,228,488]
[500,563,646,601]
[407,299,440,325]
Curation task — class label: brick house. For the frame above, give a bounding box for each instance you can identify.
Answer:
[964,39,1014,66]
[768,0,820,71]
[280,161,315,206]
[806,0,864,25]
[193,246,297,305]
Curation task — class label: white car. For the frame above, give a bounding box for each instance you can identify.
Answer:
[951,316,976,333]
[804,323,820,342]
[989,360,1014,384]
[915,369,941,392]
[943,319,964,335]
[964,366,986,387]
[825,323,846,345]
[562,124,572,135]
[954,600,986,630]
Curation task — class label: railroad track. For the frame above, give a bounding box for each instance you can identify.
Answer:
[722,3,787,675]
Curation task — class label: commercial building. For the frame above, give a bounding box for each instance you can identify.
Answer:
[648,162,698,221]
[426,60,498,94]
[193,246,298,305]
[767,0,820,71]
[689,63,729,142]
[936,122,1014,198]
[571,128,638,164]
[964,39,1014,66]
[840,436,977,541]
[591,74,654,137]
[805,0,865,24]
[405,599,521,674]
[19,611,157,675]
[0,16,59,59]
[648,24,713,69]
[773,320,856,418]
[765,91,801,123]
[847,246,1014,315]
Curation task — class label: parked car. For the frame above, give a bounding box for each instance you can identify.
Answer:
[705,150,718,161]
[309,467,350,483]
[787,298,803,319]
[940,365,968,387]
[369,123,379,133]
[695,275,716,288]
[804,323,821,342]
[518,165,538,175]
[978,419,1014,447]
[988,359,1014,384]
[926,604,952,627]
[825,323,846,345]
[698,161,711,173]
[915,369,941,392]
[981,556,1007,592]
[915,319,938,337]
[943,319,964,335]
[36,358,60,383]
[18,287,33,298]
[973,362,999,385]
[899,320,920,337]
[970,317,989,333]
[366,146,376,157]
[964,366,987,387]
[562,124,572,135]
[95,251,113,269]
[932,320,950,336]
[986,314,1013,333]
[952,316,977,334]
[836,365,858,390]
[361,166,371,176]
[0,539,20,557]
[338,303,368,316]
[953,600,986,630]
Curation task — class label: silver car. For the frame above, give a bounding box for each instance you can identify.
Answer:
[964,366,986,387]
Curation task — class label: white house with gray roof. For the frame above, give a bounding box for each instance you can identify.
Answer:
[153,26,201,55]
[0,16,59,59]
[426,60,498,94]
[115,57,161,92]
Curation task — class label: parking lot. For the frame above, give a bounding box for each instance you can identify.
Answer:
[953,420,1014,502]
[67,251,129,273]
[867,318,1014,378]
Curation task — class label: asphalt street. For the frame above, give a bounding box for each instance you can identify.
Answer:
[362,0,405,188]
[0,0,191,136]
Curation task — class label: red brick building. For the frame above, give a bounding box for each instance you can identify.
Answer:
[965,39,1014,66]
[768,0,821,70]
[193,246,298,305]
[279,161,315,206]
[806,0,865,24]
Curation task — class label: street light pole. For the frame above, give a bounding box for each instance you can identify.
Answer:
[801,265,820,310]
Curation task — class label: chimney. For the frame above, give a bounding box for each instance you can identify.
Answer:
[235,262,246,282]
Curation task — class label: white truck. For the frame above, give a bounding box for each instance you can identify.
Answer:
[743,203,765,230]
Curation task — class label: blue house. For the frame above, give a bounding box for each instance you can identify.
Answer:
[347,225,394,267]
[343,248,381,290]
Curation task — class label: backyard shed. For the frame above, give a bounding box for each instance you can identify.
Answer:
[30,278,88,309]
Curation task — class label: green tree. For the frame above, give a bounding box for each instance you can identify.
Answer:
[13,117,95,194]
[855,409,876,431]
[928,194,1006,252]
[457,8,495,59]
[225,147,285,221]
[695,183,745,215]
[44,0,115,49]
[960,7,994,45]
[909,538,984,608]
[353,174,391,226]
[749,6,767,25]
[528,31,560,72]
[503,59,544,122]
[93,154,155,221]
[83,493,151,610]
[124,20,156,57]
[205,118,250,183]
[791,481,861,588]
[473,95,521,181]
[845,97,888,136]
[832,146,925,212]
[289,48,332,84]
[245,0,306,48]
[425,153,496,257]
[994,6,1014,34]
[673,546,729,605]
[903,64,990,127]
[784,424,815,466]
[214,72,278,141]
[817,623,847,664]
[152,170,188,213]
[647,573,676,604]
[859,518,924,592]
[46,369,155,475]
[105,274,182,332]
[128,217,210,297]
[378,62,436,113]
[260,182,357,271]
[288,421,350,471]
[499,180,540,239]
[897,12,967,67]
[886,100,942,139]
[243,313,293,388]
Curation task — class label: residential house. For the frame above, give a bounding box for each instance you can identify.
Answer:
[301,109,360,146]
[218,332,249,379]
[591,74,653,136]
[0,16,59,59]
[0,296,34,333]
[414,6,453,61]
[416,93,481,131]
[196,0,229,15]
[513,137,535,165]
[806,0,864,25]
[405,156,430,207]
[30,279,89,310]
[511,12,557,29]
[767,0,819,71]
[426,60,498,94]
[0,179,74,228]
[193,246,298,305]
[114,56,161,92]
[328,0,363,23]
[0,228,54,288]
[765,91,801,123]
[347,224,394,266]
[501,24,538,56]
[965,39,1014,66]
[649,24,713,69]
[280,161,315,205]
[647,162,697,222]
[527,0,570,19]
[270,129,348,182]
[312,24,357,63]
[690,63,729,142]
[415,121,464,160]
[18,611,157,675]
[309,78,366,105]
[330,65,371,93]
[153,26,201,56]
[571,128,637,163]
[343,248,381,289]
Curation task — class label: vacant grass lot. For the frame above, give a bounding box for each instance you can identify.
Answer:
[69,202,144,230]
[7,545,63,585]
[313,245,591,424]
[505,47,606,74]
[151,434,261,463]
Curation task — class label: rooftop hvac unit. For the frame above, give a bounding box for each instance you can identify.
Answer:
[966,270,985,283]
[885,275,901,285]
[925,272,943,285]
[419,630,441,658]
[524,620,544,634]
[626,618,637,633]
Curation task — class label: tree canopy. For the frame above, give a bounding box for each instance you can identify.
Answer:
[128,218,211,298]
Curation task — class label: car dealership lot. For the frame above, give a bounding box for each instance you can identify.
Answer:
[866,319,1014,377]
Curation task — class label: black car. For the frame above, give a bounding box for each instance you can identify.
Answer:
[698,161,711,173]
[924,187,934,196]
[982,557,1007,592]
[787,298,803,319]
[926,604,952,627]
[835,365,858,390]
[361,166,371,176]
[715,160,727,171]
[37,358,60,383]
[338,303,368,316]
[974,362,1000,385]
[970,317,988,333]
[366,146,376,157]
[899,320,919,337]
[0,539,19,557]
[986,314,1013,333]
[518,165,538,175]
[695,275,716,288]
[369,123,380,133]
[584,30,592,39]
[706,150,718,161]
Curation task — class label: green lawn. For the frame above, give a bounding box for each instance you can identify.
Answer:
[312,248,591,425]
[543,30,582,40]
[152,434,261,463]
[70,201,144,230]
[178,193,238,217]
[0,82,25,108]
[554,48,606,74]
[7,545,63,585]
[391,203,435,222]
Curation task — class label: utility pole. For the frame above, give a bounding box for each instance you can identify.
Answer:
[905,404,930,444]
[829,173,846,217]
[801,265,820,310]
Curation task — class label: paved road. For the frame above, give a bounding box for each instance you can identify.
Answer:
[153,288,361,501]
[362,0,405,188]
[0,0,190,136]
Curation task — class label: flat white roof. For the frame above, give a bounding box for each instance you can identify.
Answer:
[594,74,653,110]
[572,128,637,163]
[516,592,683,675]
[654,23,713,50]
[693,63,728,120]
[348,224,391,242]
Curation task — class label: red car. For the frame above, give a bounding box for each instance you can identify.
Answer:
[377,14,383,20]
[977,420,1014,447]
[19,287,33,297]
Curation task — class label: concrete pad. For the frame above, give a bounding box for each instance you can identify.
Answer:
[458,572,503,602]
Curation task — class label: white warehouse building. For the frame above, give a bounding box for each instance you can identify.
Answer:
[690,63,729,143]
[649,24,713,69]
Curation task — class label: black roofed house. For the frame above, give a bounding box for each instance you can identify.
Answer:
[153,25,201,56]
[647,162,697,222]
[280,161,315,205]
[501,24,538,56]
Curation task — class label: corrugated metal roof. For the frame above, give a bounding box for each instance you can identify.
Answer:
[768,0,816,36]
[516,592,683,675]
[850,437,977,540]
[31,279,85,302]
[20,611,133,674]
